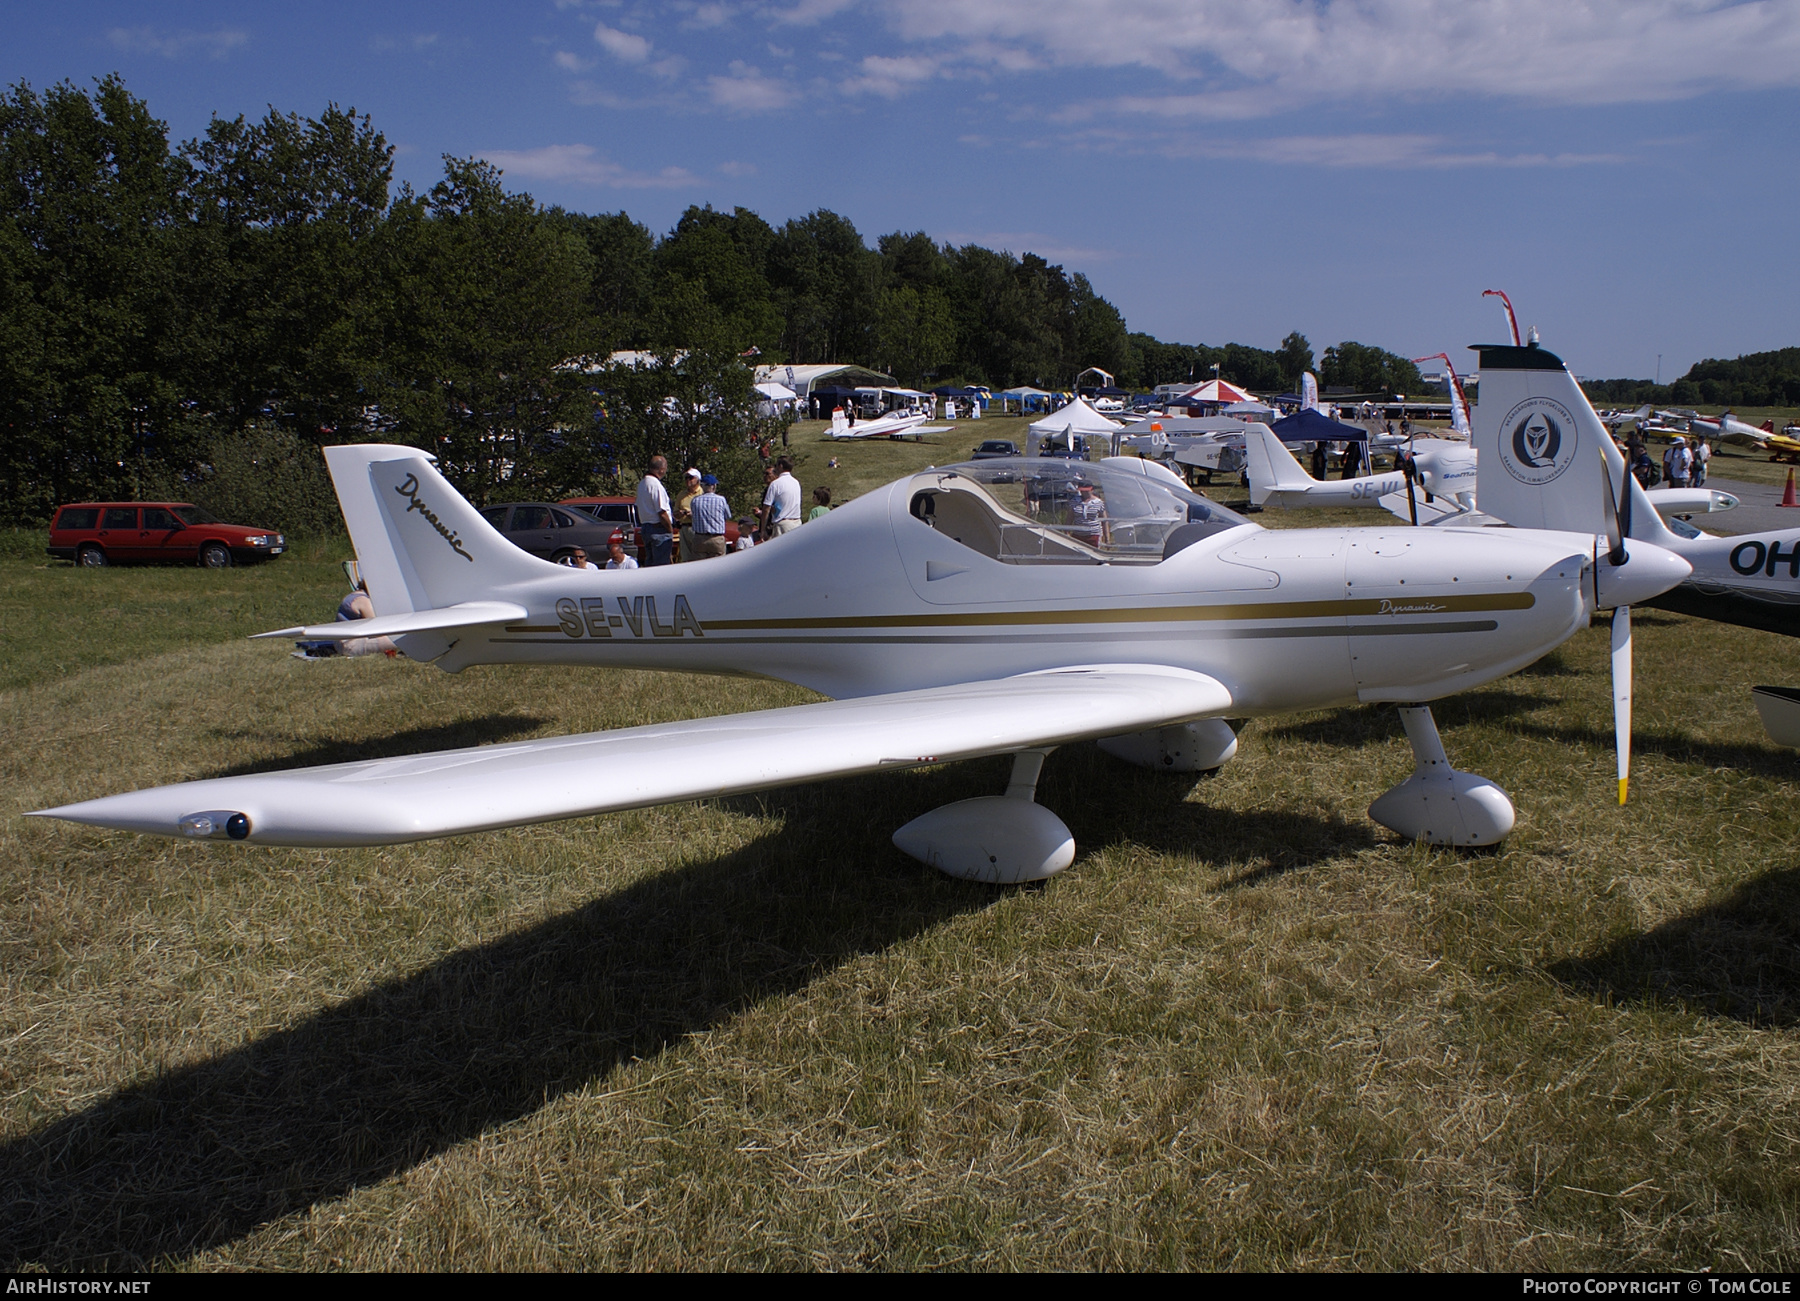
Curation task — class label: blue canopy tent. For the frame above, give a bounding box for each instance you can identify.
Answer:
[1268,408,1368,444]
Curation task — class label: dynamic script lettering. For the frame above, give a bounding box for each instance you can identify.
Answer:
[1376,598,1448,615]
[394,472,474,562]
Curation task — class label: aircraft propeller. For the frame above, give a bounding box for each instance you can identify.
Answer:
[1599,449,1633,805]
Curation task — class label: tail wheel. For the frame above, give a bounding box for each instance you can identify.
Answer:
[77,544,108,567]
[199,541,233,568]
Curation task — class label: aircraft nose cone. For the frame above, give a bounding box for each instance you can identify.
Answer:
[1596,539,1692,609]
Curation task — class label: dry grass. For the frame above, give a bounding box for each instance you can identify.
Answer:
[2,520,1798,1271]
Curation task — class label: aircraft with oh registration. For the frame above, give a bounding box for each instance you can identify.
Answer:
[34,339,1691,880]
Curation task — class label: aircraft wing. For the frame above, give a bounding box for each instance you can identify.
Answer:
[1377,491,1480,526]
[32,665,1232,847]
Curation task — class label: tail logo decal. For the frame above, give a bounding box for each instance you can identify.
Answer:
[395,472,475,562]
[1498,397,1579,486]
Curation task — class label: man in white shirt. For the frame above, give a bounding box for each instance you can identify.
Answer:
[759,456,801,540]
[605,535,638,570]
[635,455,673,565]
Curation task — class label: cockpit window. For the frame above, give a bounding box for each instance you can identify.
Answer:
[906,458,1250,565]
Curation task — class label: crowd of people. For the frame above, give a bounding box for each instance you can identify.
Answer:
[1623,429,1709,490]
[625,454,834,568]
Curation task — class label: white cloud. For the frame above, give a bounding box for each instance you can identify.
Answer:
[719,160,759,175]
[942,229,1117,262]
[593,22,651,63]
[554,50,593,72]
[708,62,799,111]
[845,54,939,98]
[1164,133,1629,169]
[687,4,732,29]
[649,55,688,78]
[771,0,858,24]
[812,0,1800,111]
[106,26,247,60]
[484,145,699,188]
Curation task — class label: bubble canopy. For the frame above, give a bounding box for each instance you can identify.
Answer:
[905,457,1253,566]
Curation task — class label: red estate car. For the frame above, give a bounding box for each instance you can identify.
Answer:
[47,503,287,568]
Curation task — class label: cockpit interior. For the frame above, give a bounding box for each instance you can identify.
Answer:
[905,458,1250,566]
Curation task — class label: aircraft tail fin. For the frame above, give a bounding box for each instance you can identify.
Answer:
[1471,342,1627,535]
[323,445,550,616]
[1244,423,1317,505]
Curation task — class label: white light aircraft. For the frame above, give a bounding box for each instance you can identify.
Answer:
[829,409,949,441]
[1244,424,1477,513]
[1462,344,1800,643]
[1677,410,1773,450]
[35,428,1689,875]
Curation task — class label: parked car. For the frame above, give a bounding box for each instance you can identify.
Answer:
[559,494,738,558]
[970,440,1020,460]
[47,502,286,568]
[478,502,621,563]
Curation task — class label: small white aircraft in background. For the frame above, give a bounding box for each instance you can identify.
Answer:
[1663,410,1778,449]
[35,378,1690,871]
[1599,405,1652,433]
[1244,424,1477,514]
[1460,334,1800,760]
[829,409,950,441]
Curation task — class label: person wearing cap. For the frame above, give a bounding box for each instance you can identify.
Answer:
[688,474,731,559]
[674,467,702,562]
[1665,436,1692,489]
[604,533,638,570]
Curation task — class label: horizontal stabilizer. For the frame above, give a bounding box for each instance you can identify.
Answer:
[253,600,529,642]
[32,665,1233,847]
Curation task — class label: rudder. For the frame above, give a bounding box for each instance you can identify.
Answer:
[1471,342,1623,535]
[323,445,548,615]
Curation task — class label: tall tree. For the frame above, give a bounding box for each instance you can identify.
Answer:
[1320,341,1424,395]
[369,157,597,503]
[0,75,183,520]
[1277,331,1314,389]
[174,102,394,440]
[769,209,877,364]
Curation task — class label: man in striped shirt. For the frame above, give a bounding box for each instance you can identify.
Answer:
[688,475,731,560]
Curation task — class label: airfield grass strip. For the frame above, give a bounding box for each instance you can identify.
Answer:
[0,490,1797,1269]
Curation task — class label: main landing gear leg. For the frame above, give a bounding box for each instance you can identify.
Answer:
[893,749,1076,884]
[1367,705,1516,847]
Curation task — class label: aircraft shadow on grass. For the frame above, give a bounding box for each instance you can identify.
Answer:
[0,757,1370,1269]
[1548,866,1800,1029]
[199,714,552,780]
[1263,689,1554,749]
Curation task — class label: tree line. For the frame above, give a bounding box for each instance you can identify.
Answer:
[1581,348,1800,410]
[1,75,1426,529]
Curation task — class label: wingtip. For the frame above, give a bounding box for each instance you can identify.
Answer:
[1618,778,1629,806]
[252,628,305,640]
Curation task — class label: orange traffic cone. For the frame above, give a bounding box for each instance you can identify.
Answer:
[1782,468,1799,508]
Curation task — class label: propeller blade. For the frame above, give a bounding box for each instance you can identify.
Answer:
[1600,448,1627,566]
[1612,605,1632,805]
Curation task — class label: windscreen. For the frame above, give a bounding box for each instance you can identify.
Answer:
[922,458,1250,564]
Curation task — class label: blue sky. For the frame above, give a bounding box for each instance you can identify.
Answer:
[9,1,1800,379]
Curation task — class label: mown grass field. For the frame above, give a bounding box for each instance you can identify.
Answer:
[2,469,1798,1270]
